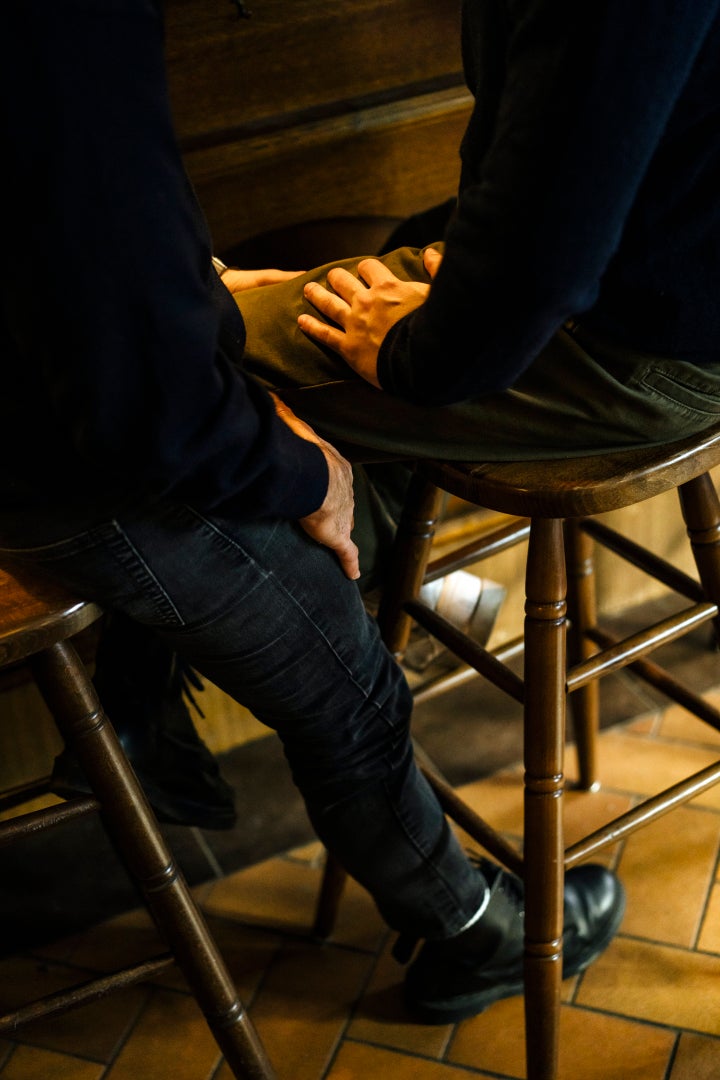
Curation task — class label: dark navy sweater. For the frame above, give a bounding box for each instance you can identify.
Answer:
[379,0,720,405]
[4,1,719,527]
[1,0,327,527]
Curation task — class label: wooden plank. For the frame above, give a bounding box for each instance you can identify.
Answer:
[184,88,473,250]
[165,0,465,143]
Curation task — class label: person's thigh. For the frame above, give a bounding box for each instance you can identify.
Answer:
[237,247,720,460]
[0,503,409,802]
[0,503,484,936]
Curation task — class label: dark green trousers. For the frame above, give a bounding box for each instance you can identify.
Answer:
[236,243,720,584]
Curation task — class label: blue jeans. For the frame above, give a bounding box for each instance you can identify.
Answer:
[0,499,484,940]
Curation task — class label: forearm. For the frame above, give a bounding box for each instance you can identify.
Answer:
[378,0,717,405]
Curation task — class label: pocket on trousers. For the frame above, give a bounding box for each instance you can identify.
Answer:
[0,521,184,629]
[636,363,720,420]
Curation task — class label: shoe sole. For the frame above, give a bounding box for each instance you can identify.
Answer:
[406,885,626,1025]
[406,975,526,1024]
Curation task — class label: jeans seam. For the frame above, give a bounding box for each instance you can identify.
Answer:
[383,775,483,934]
[186,505,395,717]
[107,520,185,625]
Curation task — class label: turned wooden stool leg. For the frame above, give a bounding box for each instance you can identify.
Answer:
[312,851,348,939]
[679,473,720,645]
[564,520,600,791]
[378,473,444,655]
[523,517,566,1080]
[31,640,276,1080]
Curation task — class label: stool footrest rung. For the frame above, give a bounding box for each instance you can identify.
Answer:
[420,764,524,877]
[0,954,174,1034]
[567,603,717,690]
[424,517,530,584]
[412,635,526,706]
[566,760,720,867]
[405,600,525,703]
[0,795,100,848]
[587,625,720,734]
[580,518,706,601]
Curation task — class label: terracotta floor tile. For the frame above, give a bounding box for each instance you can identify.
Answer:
[448,995,675,1080]
[203,855,321,933]
[556,786,633,864]
[616,804,720,946]
[590,731,720,810]
[625,710,662,736]
[283,841,325,866]
[577,936,720,1035]
[659,700,720,747]
[0,957,146,1062]
[55,904,279,1001]
[7,660,720,1080]
[669,1031,720,1079]
[30,931,86,965]
[697,882,720,953]
[321,877,388,952]
[248,940,376,1080]
[455,767,631,870]
[0,1044,103,1080]
[203,854,386,952]
[448,995,530,1080]
[104,987,220,1080]
[347,942,452,1058]
[63,908,164,974]
[455,769,525,839]
[326,1041,490,1079]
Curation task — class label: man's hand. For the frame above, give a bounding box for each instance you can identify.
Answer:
[221,267,304,294]
[271,395,360,581]
[297,247,443,386]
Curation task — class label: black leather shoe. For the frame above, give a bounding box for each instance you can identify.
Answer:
[50,613,237,830]
[404,857,625,1024]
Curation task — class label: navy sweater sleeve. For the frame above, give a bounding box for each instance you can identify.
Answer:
[378,0,720,405]
[2,0,327,522]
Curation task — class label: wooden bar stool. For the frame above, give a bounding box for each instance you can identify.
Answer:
[372,422,720,1080]
[0,563,276,1080]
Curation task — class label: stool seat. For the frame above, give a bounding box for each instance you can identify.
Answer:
[0,566,101,665]
[420,422,720,517]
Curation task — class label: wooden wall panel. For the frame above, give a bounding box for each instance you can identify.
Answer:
[183,88,472,253]
[164,0,471,253]
[165,0,465,142]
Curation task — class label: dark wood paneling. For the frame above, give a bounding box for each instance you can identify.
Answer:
[165,0,465,143]
[164,0,471,254]
[184,88,472,252]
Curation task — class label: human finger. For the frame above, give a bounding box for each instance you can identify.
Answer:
[221,267,305,293]
[334,535,361,580]
[325,265,367,300]
[297,311,348,356]
[423,247,444,278]
[304,280,350,325]
[355,257,402,286]
[271,393,319,441]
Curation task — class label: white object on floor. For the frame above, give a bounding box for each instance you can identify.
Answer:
[403,570,506,673]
